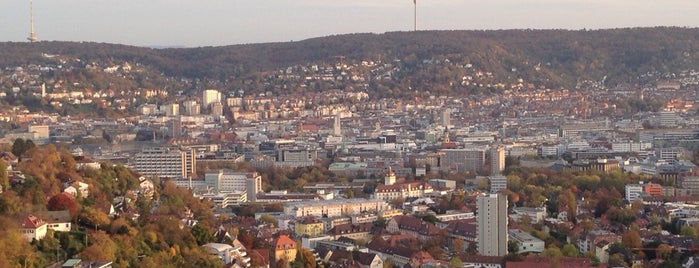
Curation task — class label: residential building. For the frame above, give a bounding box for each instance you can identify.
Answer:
[490,146,505,176]
[294,217,324,237]
[625,184,644,203]
[283,199,389,218]
[489,175,507,193]
[387,215,442,242]
[202,89,221,108]
[577,230,620,255]
[272,234,297,264]
[35,210,72,232]
[477,193,508,256]
[202,243,250,266]
[20,215,48,242]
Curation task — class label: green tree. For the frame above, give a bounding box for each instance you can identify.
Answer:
[561,243,579,257]
[449,256,463,268]
[259,214,279,227]
[11,138,25,158]
[681,225,697,238]
[508,240,520,254]
[191,223,215,246]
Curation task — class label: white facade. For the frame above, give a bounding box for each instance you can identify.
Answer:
[490,146,505,176]
[205,170,262,195]
[284,199,389,218]
[134,147,196,179]
[202,89,222,108]
[477,193,508,257]
[625,184,644,202]
[509,229,545,254]
[489,175,507,193]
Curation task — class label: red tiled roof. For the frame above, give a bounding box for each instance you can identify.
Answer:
[22,215,46,229]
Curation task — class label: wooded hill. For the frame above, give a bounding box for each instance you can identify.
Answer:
[2,27,699,94]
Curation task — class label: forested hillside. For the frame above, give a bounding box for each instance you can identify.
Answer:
[1,27,699,97]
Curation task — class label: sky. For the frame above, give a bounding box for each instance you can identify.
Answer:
[2,0,699,47]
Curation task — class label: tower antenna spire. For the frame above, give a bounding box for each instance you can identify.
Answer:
[28,0,38,42]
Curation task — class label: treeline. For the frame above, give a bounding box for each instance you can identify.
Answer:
[2,28,699,96]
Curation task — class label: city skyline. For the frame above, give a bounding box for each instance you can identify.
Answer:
[1,0,698,47]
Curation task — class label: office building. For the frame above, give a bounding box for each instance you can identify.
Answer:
[133,147,196,179]
[205,170,262,196]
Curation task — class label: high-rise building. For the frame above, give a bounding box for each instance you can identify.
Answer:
[134,147,196,179]
[490,146,505,176]
[442,108,450,128]
[202,89,222,108]
[477,193,508,256]
[489,175,507,193]
[333,112,342,136]
[183,100,201,115]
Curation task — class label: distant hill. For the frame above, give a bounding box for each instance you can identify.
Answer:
[2,27,699,96]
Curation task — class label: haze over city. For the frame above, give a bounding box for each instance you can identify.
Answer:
[2,0,699,47]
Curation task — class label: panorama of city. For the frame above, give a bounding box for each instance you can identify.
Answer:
[4,3,699,268]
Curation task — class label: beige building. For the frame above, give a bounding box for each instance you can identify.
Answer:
[477,193,508,257]
[284,199,389,218]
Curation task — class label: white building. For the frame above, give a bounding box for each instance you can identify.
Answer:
[508,229,545,254]
[625,183,644,202]
[205,170,262,196]
[283,199,389,218]
[133,147,196,179]
[490,146,505,176]
[20,215,48,242]
[202,243,250,266]
[202,89,222,108]
[477,193,508,257]
[489,175,507,193]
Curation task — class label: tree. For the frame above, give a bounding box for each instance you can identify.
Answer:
[561,243,579,257]
[191,223,215,246]
[453,238,465,253]
[448,256,463,268]
[681,225,697,238]
[11,138,25,158]
[0,160,8,191]
[47,192,80,218]
[81,231,117,261]
[656,243,672,260]
[542,246,562,257]
[259,214,279,227]
[621,230,642,249]
[508,240,520,254]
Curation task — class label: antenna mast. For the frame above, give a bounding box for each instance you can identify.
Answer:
[28,0,38,42]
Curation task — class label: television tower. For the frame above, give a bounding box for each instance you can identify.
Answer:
[413,0,417,31]
[27,0,38,42]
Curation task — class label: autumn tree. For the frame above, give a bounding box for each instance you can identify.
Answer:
[47,192,80,218]
[81,231,118,261]
[656,243,672,260]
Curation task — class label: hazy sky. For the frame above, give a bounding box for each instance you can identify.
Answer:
[2,0,698,47]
